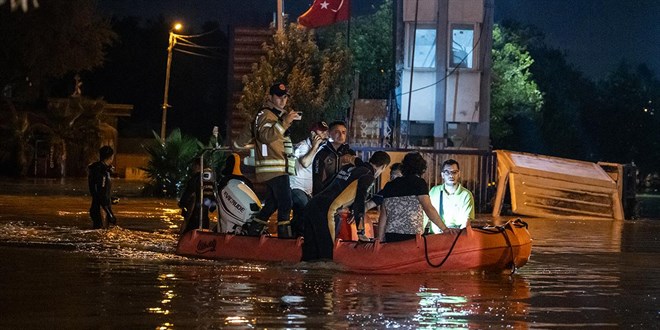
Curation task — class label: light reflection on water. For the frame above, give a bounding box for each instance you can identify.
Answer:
[0,194,658,328]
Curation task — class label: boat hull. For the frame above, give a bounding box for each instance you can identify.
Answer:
[176,230,303,263]
[333,220,532,274]
[175,220,532,274]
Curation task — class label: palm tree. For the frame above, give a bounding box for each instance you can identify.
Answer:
[141,128,203,197]
[45,97,105,177]
[0,99,31,176]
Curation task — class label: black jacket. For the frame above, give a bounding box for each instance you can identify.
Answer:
[314,158,375,225]
[312,142,350,195]
[88,161,112,206]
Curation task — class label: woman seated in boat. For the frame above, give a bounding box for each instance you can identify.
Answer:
[377,152,459,243]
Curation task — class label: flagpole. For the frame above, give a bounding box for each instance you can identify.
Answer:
[405,0,420,148]
[347,0,354,143]
[276,0,284,32]
[346,0,351,47]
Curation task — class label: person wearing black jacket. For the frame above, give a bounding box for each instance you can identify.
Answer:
[311,121,352,195]
[88,146,116,229]
[179,158,218,234]
[302,151,390,261]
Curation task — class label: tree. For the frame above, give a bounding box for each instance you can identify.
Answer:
[141,128,203,197]
[45,97,107,177]
[490,24,544,150]
[0,0,115,176]
[497,21,597,159]
[236,23,353,141]
[586,63,660,173]
[320,0,395,99]
[0,97,106,177]
[0,100,31,176]
[0,0,115,101]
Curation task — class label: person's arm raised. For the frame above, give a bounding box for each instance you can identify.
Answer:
[299,133,324,168]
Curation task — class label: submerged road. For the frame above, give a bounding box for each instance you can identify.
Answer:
[0,178,658,328]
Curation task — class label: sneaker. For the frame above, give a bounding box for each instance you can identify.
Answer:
[246,218,267,236]
[277,223,293,239]
[357,229,373,242]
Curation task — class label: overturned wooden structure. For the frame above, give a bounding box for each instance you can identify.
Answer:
[492,150,624,220]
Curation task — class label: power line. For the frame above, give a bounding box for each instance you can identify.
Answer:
[174,48,223,59]
[396,4,490,98]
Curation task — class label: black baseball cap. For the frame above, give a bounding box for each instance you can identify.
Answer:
[269,82,289,97]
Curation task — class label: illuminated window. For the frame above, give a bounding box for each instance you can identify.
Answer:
[409,27,436,69]
[450,25,474,68]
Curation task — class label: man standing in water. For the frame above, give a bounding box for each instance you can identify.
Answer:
[88,146,117,229]
[425,159,474,232]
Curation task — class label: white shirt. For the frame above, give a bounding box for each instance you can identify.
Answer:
[289,138,316,195]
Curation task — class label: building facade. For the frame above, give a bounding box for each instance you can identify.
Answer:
[396,0,493,150]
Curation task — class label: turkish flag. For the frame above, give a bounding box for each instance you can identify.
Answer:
[298,0,350,28]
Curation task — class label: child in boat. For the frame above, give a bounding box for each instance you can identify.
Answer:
[377,152,458,243]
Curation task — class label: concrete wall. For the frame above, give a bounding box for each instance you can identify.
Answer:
[398,0,491,150]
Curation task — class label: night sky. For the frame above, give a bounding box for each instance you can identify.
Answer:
[100,0,660,80]
[495,0,660,79]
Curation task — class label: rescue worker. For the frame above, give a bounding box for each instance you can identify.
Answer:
[246,82,300,238]
[302,151,391,261]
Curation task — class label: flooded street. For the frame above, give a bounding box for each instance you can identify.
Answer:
[0,179,658,328]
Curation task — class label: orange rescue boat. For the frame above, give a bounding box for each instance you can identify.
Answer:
[176,230,303,263]
[333,219,532,274]
[175,219,532,274]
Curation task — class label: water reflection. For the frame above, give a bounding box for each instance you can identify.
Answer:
[332,272,530,328]
[153,264,531,328]
[0,193,658,328]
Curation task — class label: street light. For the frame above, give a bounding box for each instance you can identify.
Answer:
[160,22,183,142]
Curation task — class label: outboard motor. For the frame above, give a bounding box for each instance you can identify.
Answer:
[218,178,262,234]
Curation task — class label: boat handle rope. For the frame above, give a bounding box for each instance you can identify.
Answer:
[422,228,465,268]
[505,219,528,274]
[471,220,524,274]
[498,225,517,274]
[423,219,528,272]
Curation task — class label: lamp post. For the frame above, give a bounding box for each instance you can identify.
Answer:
[160,23,182,142]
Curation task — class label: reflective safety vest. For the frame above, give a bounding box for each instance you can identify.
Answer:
[254,104,296,182]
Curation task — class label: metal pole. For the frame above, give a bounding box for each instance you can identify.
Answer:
[276,0,284,32]
[405,0,420,148]
[160,32,175,142]
[199,153,204,230]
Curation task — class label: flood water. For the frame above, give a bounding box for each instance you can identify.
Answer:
[0,179,658,328]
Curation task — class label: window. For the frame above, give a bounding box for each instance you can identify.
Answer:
[409,27,436,69]
[450,25,474,68]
